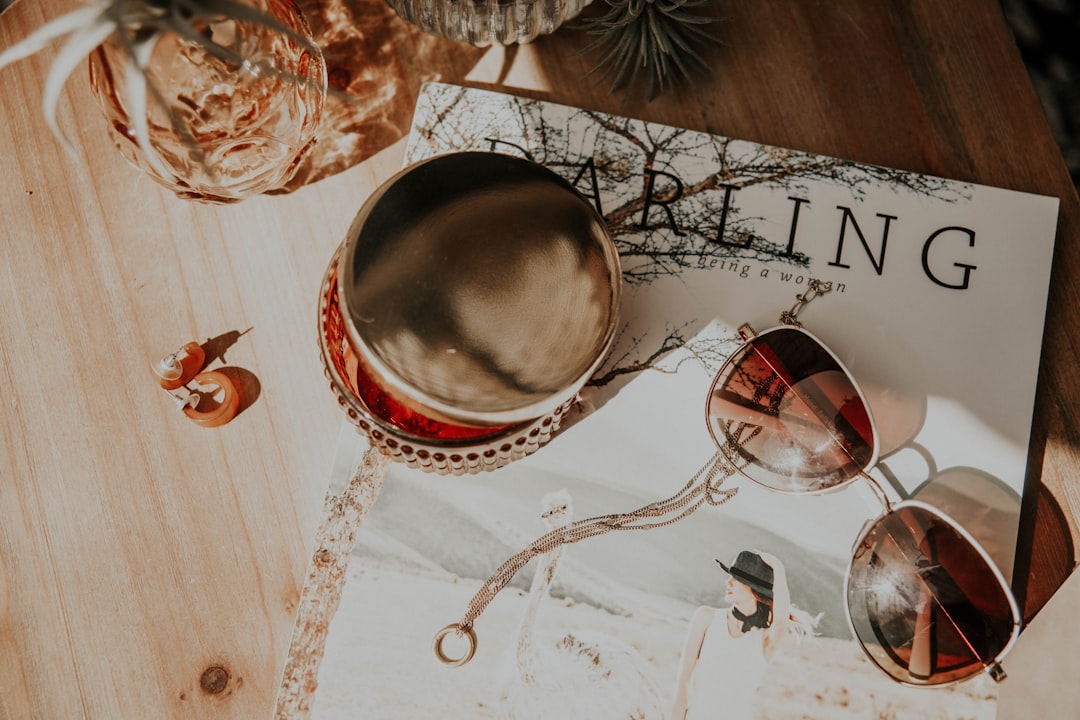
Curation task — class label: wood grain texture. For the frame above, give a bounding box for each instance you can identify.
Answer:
[0,3,405,718]
[0,0,1077,718]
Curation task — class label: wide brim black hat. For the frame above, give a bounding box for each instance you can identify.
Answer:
[716,550,774,599]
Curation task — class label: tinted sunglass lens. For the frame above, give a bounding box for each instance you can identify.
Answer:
[846,504,1018,685]
[707,327,875,492]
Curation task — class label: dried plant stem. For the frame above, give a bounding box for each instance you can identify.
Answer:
[273,444,389,720]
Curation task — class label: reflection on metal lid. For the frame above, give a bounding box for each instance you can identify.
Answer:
[339,152,621,426]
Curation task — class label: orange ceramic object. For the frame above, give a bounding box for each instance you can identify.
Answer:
[182,371,240,428]
[154,342,206,390]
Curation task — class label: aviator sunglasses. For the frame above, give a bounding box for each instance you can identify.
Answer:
[434,280,1022,687]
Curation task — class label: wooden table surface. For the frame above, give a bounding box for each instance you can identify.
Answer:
[1,0,1078,718]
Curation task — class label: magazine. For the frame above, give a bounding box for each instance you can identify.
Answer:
[308,82,1060,720]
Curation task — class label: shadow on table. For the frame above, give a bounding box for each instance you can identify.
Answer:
[272,0,647,193]
[217,366,262,417]
[275,0,486,192]
[198,329,261,418]
[1012,410,1078,624]
[1013,479,1076,623]
[201,328,252,367]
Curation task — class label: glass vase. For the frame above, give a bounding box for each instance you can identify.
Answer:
[384,0,593,46]
[87,0,327,203]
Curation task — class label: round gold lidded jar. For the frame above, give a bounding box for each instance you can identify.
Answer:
[318,152,621,475]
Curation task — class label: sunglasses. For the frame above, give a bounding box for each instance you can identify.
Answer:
[435,280,1022,688]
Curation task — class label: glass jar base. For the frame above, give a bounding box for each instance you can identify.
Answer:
[383,0,593,46]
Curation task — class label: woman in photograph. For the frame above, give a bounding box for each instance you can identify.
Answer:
[670,550,815,720]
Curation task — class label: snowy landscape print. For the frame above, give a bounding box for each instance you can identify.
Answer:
[312,326,1000,720]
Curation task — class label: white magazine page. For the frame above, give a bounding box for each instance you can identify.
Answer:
[310,82,1060,720]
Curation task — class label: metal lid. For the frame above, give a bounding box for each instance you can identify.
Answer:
[338,152,621,427]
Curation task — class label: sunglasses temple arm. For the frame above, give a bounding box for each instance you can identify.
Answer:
[434,451,741,666]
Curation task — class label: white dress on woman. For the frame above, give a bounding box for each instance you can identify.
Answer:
[684,613,768,720]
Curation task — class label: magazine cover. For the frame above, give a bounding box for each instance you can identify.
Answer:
[309,83,1060,719]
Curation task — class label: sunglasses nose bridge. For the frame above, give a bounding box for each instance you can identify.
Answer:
[857,470,894,513]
